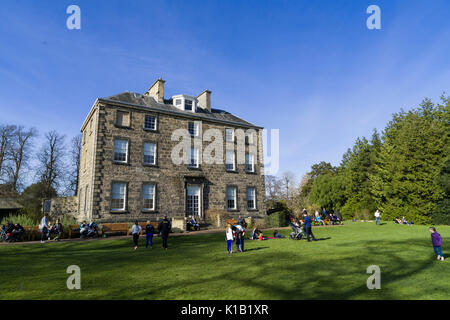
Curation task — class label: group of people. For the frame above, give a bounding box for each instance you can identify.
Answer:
[38,215,63,243]
[226,219,246,254]
[130,215,171,251]
[394,216,414,225]
[1,221,25,242]
[312,208,342,225]
[79,220,99,239]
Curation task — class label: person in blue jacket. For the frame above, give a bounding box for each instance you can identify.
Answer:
[303,211,317,242]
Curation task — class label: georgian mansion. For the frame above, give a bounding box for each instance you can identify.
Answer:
[76,78,266,223]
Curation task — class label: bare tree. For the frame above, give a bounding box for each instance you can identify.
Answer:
[265,175,282,201]
[36,130,66,197]
[0,124,16,182]
[68,134,82,196]
[280,171,297,202]
[7,126,37,192]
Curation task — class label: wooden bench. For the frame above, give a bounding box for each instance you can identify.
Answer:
[101,223,130,237]
[68,224,81,239]
[225,219,238,226]
[138,222,159,235]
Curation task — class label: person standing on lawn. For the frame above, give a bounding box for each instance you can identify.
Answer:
[39,214,49,244]
[226,223,234,254]
[131,221,142,251]
[145,220,154,249]
[303,211,317,242]
[159,215,171,250]
[235,223,246,251]
[429,227,444,261]
[374,210,381,225]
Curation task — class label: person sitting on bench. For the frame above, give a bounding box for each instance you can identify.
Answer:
[10,223,25,242]
[48,219,62,240]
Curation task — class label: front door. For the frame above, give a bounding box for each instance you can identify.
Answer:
[186,185,202,218]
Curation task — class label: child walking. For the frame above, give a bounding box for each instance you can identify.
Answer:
[429,227,444,261]
[131,221,142,251]
[226,223,234,254]
[145,221,154,249]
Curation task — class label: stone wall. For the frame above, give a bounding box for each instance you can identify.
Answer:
[49,196,80,220]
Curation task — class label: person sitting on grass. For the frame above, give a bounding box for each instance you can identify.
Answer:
[273,230,285,238]
[429,227,444,261]
[395,217,402,224]
[401,216,414,225]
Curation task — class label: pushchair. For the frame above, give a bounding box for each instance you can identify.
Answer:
[289,223,304,240]
[1,228,8,242]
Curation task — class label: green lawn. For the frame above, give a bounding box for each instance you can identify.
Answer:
[0,222,448,300]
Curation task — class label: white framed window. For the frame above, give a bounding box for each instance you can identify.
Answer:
[143,142,156,165]
[245,153,255,172]
[116,111,130,127]
[111,182,126,211]
[144,115,157,130]
[142,183,156,211]
[245,131,255,145]
[226,150,235,171]
[188,122,199,137]
[247,187,256,210]
[189,147,199,168]
[225,128,234,142]
[175,99,182,106]
[185,99,193,111]
[114,139,128,163]
[227,186,237,210]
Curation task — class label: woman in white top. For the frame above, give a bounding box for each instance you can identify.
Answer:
[131,221,142,251]
[226,223,234,254]
[39,215,49,243]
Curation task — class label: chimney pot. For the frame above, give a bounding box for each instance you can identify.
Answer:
[145,78,165,102]
[197,89,211,112]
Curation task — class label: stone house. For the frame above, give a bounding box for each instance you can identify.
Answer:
[77,78,266,224]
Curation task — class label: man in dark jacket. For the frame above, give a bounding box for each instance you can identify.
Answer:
[303,212,317,242]
[158,215,171,250]
[11,223,25,242]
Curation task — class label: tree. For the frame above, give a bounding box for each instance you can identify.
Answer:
[36,130,67,197]
[0,124,16,182]
[6,126,37,192]
[370,98,450,224]
[19,181,57,221]
[67,134,82,196]
[280,171,296,202]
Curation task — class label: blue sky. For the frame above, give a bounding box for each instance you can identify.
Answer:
[1,0,450,184]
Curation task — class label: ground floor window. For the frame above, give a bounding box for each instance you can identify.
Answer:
[247,187,256,210]
[227,186,237,210]
[142,183,156,210]
[111,182,126,211]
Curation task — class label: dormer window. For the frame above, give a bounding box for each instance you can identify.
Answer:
[171,95,197,113]
[185,99,193,111]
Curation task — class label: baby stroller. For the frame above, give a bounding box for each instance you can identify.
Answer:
[1,228,8,242]
[289,223,304,240]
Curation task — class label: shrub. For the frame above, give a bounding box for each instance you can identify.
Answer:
[353,209,371,221]
[432,199,450,225]
[265,211,289,228]
[1,213,37,227]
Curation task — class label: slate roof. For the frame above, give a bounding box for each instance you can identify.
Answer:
[0,198,23,210]
[99,91,262,129]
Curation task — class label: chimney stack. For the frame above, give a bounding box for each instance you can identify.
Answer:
[145,78,165,102]
[197,89,211,112]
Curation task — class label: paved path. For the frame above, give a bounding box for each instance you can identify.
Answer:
[0,224,344,246]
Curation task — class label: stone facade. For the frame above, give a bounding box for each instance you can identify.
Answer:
[48,196,78,219]
[77,80,266,224]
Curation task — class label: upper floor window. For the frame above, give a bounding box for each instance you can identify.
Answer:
[185,99,193,111]
[245,153,255,172]
[227,186,237,210]
[142,183,156,211]
[114,139,128,163]
[226,150,235,171]
[175,99,182,106]
[225,128,234,142]
[111,182,126,211]
[247,187,256,210]
[144,115,157,131]
[116,111,130,127]
[143,142,156,165]
[189,147,199,168]
[188,122,200,137]
[245,131,255,145]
